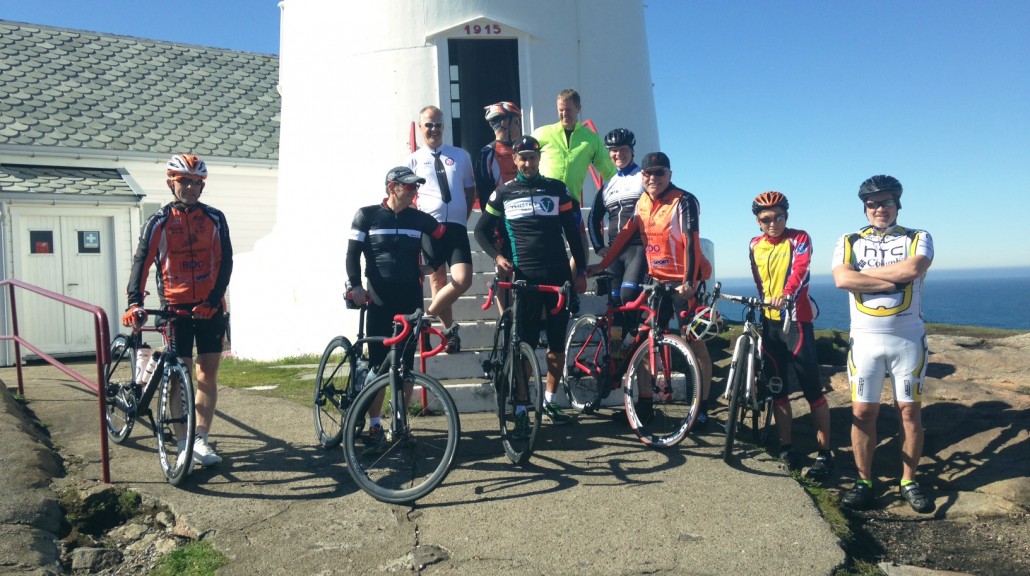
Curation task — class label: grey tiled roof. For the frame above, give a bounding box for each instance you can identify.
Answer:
[0,164,137,198]
[0,21,279,161]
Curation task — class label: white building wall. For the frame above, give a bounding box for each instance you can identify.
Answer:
[0,152,276,362]
[231,0,658,360]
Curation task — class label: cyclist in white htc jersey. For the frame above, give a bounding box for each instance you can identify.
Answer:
[832,175,935,514]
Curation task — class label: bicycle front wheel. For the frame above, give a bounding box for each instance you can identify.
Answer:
[313,336,362,449]
[498,342,543,465]
[562,315,607,413]
[105,334,137,444]
[723,336,751,462]
[342,372,460,504]
[155,362,196,486]
[623,334,701,448]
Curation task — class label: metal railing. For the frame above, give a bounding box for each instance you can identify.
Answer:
[0,278,112,483]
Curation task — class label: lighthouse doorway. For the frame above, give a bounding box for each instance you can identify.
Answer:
[446,38,520,160]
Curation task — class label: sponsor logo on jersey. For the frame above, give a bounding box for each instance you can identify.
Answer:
[651,258,670,266]
[504,195,559,218]
[797,241,809,255]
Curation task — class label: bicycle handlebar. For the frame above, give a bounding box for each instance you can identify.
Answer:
[382,309,451,356]
[481,278,571,315]
[384,309,421,347]
[713,282,794,334]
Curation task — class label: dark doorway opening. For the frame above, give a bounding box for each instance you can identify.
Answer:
[446,39,520,162]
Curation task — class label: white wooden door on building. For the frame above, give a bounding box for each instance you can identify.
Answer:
[13,212,117,355]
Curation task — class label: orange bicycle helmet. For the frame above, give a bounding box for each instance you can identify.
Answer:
[752,191,789,215]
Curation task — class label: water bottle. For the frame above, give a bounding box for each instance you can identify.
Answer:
[354,358,369,392]
[140,351,162,386]
[135,344,152,383]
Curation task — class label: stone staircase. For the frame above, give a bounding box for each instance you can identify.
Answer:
[417,210,606,383]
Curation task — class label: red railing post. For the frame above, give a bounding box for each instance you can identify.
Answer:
[1,278,113,483]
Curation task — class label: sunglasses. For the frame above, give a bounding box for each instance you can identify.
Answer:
[642,168,668,178]
[423,122,444,129]
[175,177,204,186]
[864,198,897,210]
[758,214,786,225]
[392,181,420,191]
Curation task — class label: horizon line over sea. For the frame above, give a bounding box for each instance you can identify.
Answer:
[711,266,1030,332]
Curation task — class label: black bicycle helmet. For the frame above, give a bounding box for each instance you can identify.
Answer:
[752,191,789,215]
[513,135,541,155]
[858,175,903,208]
[604,128,636,149]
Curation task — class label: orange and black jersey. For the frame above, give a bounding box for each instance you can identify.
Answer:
[596,184,704,284]
[126,201,233,308]
[346,202,445,288]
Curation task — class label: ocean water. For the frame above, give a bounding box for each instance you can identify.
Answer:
[713,267,1030,332]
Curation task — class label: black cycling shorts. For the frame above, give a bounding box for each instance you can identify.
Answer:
[423,223,473,267]
[162,303,227,357]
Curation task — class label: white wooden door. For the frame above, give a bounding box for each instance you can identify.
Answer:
[14,213,117,355]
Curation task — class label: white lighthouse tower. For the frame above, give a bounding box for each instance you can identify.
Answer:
[231,0,660,360]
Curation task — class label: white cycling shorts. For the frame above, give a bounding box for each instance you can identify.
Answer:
[847,330,928,404]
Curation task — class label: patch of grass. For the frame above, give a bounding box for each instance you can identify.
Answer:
[794,475,885,576]
[150,540,228,576]
[923,322,1023,338]
[12,392,26,404]
[217,355,320,407]
[58,486,142,537]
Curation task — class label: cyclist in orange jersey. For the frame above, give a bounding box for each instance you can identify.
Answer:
[588,152,713,429]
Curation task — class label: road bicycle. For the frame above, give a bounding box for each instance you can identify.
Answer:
[337,308,460,504]
[104,308,200,486]
[563,277,707,448]
[480,277,569,465]
[714,282,791,463]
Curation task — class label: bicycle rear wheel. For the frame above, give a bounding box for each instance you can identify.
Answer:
[342,372,460,504]
[313,336,364,449]
[562,315,607,413]
[723,336,751,462]
[155,362,196,486]
[624,334,701,448]
[105,334,137,444]
[498,342,543,465]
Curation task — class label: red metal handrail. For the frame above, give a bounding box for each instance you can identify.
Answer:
[582,118,605,191]
[0,278,112,483]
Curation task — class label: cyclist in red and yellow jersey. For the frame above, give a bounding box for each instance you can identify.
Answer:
[749,191,832,479]
[123,153,232,467]
[588,152,713,428]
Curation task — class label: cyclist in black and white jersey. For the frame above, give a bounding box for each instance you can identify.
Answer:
[346,166,445,452]
[588,128,647,344]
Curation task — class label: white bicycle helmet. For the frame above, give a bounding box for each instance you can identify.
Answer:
[686,306,721,341]
[484,101,521,123]
[166,153,208,179]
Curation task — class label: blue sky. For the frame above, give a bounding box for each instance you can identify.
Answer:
[4,0,1028,279]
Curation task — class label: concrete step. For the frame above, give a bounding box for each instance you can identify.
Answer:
[410,347,627,413]
[415,295,609,351]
